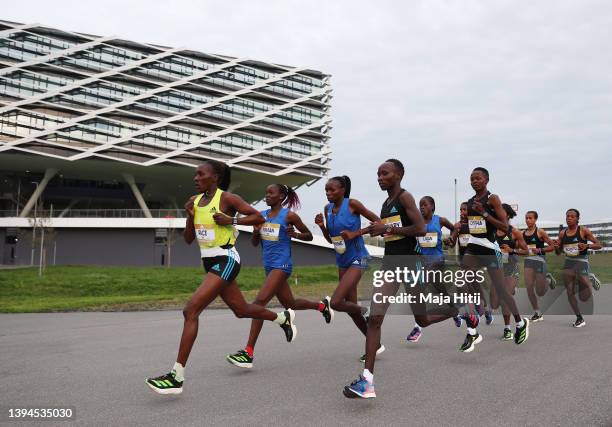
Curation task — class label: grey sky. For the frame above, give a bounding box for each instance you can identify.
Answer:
[6,0,612,227]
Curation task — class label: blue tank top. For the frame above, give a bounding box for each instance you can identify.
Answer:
[417,214,444,265]
[326,198,369,266]
[260,208,292,270]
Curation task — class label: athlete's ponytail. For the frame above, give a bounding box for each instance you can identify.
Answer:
[204,160,231,191]
[502,203,517,219]
[276,184,301,211]
[330,175,351,198]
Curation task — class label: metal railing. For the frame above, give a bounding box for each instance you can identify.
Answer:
[0,209,186,218]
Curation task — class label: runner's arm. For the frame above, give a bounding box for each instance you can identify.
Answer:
[287,211,313,241]
[582,227,602,251]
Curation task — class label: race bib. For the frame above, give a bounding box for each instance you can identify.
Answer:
[331,235,346,254]
[195,224,215,245]
[564,243,580,257]
[468,216,487,234]
[459,234,470,247]
[528,244,537,255]
[260,223,280,241]
[418,232,438,248]
[382,215,405,242]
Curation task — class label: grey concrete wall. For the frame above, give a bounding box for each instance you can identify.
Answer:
[0,228,335,267]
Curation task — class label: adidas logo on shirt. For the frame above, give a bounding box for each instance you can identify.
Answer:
[211,264,220,271]
[210,207,217,213]
[390,206,398,214]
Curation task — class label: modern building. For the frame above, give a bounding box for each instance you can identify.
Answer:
[0,20,338,266]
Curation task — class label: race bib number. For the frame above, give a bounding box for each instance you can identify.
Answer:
[468,216,487,234]
[260,223,280,241]
[459,234,470,247]
[331,235,346,254]
[195,224,215,245]
[418,232,438,248]
[564,243,580,257]
[382,215,405,242]
[528,244,538,255]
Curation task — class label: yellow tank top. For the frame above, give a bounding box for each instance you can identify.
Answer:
[193,189,237,249]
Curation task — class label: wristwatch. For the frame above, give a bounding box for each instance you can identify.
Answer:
[232,217,238,225]
[482,212,489,218]
[385,226,392,234]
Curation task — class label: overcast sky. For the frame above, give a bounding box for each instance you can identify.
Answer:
[6,0,612,227]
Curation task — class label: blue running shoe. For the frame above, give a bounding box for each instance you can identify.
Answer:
[406,327,422,342]
[453,316,462,327]
[485,309,494,325]
[343,375,376,399]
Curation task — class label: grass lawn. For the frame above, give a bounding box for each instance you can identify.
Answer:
[0,265,341,313]
[1,253,609,313]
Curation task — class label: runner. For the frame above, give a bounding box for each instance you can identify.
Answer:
[448,200,493,325]
[493,204,528,341]
[146,161,296,395]
[458,167,529,352]
[520,210,555,322]
[406,196,462,342]
[343,159,458,399]
[226,184,333,369]
[315,175,381,359]
[553,208,602,327]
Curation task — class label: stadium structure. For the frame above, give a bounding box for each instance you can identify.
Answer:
[0,20,339,266]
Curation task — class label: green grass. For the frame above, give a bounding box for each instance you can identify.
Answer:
[1,253,610,313]
[0,265,339,313]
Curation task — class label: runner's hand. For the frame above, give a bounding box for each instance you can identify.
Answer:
[369,222,387,236]
[253,223,262,234]
[185,196,196,217]
[340,230,355,241]
[472,200,485,214]
[213,213,232,225]
[315,213,324,227]
[287,224,298,238]
[577,242,588,251]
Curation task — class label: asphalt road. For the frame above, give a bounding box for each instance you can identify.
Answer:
[2,289,612,426]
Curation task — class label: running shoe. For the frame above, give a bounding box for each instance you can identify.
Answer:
[502,328,513,341]
[321,296,334,323]
[459,333,483,353]
[485,309,494,325]
[453,316,462,327]
[514,318,529,345]
[359,344,385,363]
[546,273,557,290]
[475,304,485,317]
[279,309,297,342]
[406,327,422,342]
[343,375,376,399]
[145,371,183,395]
[226,350,253,369]
[530,312,543,323]
[589,273,601,291]
[573,316,586,328]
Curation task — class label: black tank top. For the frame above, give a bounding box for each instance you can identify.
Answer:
[497,226,518,264]
[380,189,418,256]
[523,227,545,257]
[561,226,588,258]
[458,222,470,257]
[466,191,497,243]
[496,225,516,249]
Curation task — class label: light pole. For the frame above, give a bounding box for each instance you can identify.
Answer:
[30,182,39,266]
